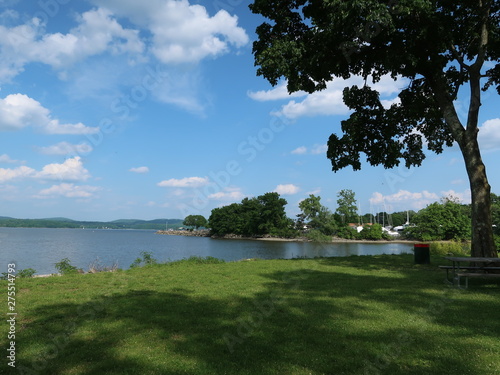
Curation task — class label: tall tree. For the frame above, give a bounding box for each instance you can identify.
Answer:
[183,215,207,230]
[336,189,358,224]
[250,0,499,257]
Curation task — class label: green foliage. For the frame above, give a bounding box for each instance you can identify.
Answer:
[429,241,471,257]
[183,215,207,230]
[1,268,38,280]
[335,226,359,240]
[406,198,471,241]
[208,192,295,237]
[17,268,37,278]
[130,251,158,268]
[493,193,500,236]
[306,229,332,243]
[336,189,358,223]
[359,224,385,241]
[299,194,338,235]
[55,258,79,275]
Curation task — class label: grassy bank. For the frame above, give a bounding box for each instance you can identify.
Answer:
[2,254,500,375]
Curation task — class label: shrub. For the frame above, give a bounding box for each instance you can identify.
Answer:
[88,258,119,273]
[306,229,332,243]
[17,268,37,278]
[429,241,471,256]
[55,258,79,274]
[130,251,158,268]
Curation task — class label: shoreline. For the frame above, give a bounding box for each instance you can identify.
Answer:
[156,230,417,244]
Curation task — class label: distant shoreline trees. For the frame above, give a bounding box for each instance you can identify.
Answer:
[205,191,500,246]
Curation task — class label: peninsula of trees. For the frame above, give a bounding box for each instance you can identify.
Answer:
[206,191,500,247]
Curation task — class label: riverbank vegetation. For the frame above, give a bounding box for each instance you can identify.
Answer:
[207,191,500,250]
[2,254,499,374]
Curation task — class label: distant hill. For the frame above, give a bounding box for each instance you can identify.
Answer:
[0,217,184,230]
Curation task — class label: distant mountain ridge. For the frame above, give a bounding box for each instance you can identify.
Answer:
[0,217,184,230]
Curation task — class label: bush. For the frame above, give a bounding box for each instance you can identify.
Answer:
[17,268,37,278]
[88,258,119,273]
[429,241,471,256]
[306,229,332,243]
[335,226,359,240]
[130,251,158,268]
[55,258,79,274]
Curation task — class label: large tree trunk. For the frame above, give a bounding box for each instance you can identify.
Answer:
[461,133,498,258]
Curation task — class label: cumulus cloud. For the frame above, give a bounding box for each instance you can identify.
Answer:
[129,166,150,174]
[0,94,98,134]
[248,82,306,101]
[368,189,472,211]
[0,156,91,183]
[90,0,248,64]
[478,118,500,150]
[0,8,144,80]
[274,184,300,195]
[253,75,407,120]
[36,183,101,199]
[157,176,209,188]
[208,187,245,201]
[37,142,93,155]
[0,165,35,183]
[36,157,91,181]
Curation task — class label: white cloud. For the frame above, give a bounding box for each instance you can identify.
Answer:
[274,184,300,195]
[0,165,36,183]
[262,75,406,120]
[370,190,440,211]
[247,82,306,101]
[0,8,144,80]
[440,189,471,204]
[478,118,500,150]
[0,154,24,164]
[37,142,93,155]
[208,187,245,201]
[129,166,150,174]
[0,156,90,183]
[36,157,91,181]
[36,183,101,199]
[291,144,327,155]
[90,0,248,64]
[311,144,328,155]
[291,146,307,155]
[157,176,209,188]
[0,94,99,134]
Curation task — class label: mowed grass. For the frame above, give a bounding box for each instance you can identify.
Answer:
[2,254,500,375]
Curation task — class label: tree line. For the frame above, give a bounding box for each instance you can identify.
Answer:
[192,191,500,247]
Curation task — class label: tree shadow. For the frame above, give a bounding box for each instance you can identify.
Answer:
[9,260,500,375]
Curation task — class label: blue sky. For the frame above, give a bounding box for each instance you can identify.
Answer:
[0,0,499,221]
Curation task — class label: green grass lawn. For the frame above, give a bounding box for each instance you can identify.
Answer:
[2,254,500,375]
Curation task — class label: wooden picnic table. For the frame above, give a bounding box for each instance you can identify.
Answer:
[441,256,500,288]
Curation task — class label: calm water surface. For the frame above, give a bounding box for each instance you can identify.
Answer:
[0,228,413,275]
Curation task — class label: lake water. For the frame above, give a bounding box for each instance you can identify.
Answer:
[0,228,414,275]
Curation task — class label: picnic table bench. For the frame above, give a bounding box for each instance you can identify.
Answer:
[441,256,500,288]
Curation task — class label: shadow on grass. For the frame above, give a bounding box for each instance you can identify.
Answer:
[9,258,500,375]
